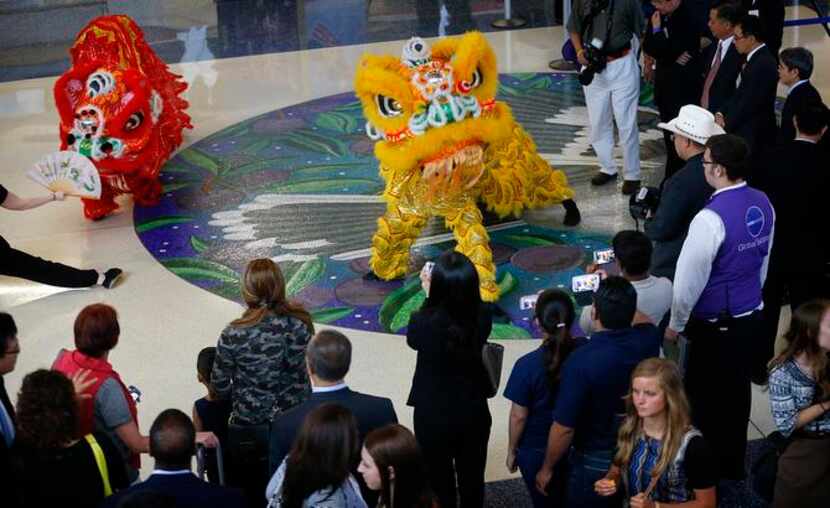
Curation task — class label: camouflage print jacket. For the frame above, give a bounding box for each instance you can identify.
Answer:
[212,314,312,425]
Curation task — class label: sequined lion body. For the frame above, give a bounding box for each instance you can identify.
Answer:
[355,32,574,301]
[54,15,191,220]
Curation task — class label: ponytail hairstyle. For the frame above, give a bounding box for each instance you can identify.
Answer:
[231,258,314,333]
[534,289,579,391]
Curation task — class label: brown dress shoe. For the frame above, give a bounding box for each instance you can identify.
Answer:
[621,180,641,195]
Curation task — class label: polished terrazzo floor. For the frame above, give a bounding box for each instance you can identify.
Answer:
[2,4,829,492]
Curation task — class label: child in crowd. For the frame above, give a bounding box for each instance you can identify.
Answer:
[193,346,232,484]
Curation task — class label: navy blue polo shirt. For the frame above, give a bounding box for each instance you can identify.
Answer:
[503,339,587,450]
[552,324,661,452]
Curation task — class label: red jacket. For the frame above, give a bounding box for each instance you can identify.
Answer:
[52,349,140,470]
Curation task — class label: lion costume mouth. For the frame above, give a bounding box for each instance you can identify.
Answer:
[420,142,485,193]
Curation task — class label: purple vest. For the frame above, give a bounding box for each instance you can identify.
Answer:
[692,185,774,320]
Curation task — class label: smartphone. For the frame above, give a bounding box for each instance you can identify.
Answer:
[422,261,435,277]
[520,294,540,310]
[593,249,615,265]
[571,273,601,293]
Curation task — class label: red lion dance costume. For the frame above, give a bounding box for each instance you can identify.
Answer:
[54,15,192,220]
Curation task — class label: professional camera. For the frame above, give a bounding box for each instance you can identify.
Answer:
[578,42,608,86]
[629,186,660,222]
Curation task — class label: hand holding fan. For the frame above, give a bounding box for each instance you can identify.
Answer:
[27,151,101,199]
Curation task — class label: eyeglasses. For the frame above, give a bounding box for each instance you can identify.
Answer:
[702,160,717,166]
[734,33,747,41]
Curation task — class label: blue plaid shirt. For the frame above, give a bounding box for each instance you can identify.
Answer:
[769,359,830,437]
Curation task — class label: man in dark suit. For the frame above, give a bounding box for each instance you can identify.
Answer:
[741,0,785,57]
[104,409,244,508]
[715,15,778,156]
[646,105,722,280]
[644,0,705,184]
[1,313,20,502]
[777,47,824,144]
[700,1,743,114]
[749,105,829,383]
[268,329,398,503]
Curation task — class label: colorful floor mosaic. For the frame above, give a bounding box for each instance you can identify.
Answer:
[134,72,664,338]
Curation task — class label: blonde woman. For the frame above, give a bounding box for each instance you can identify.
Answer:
[212,258,314,505]
[594,358,716,508]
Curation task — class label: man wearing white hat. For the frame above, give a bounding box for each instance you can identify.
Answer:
[644,104,724,280]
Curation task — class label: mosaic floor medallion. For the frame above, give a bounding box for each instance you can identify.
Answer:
[135,73,665,338]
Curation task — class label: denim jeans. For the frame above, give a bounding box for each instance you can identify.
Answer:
[565,448,618,508]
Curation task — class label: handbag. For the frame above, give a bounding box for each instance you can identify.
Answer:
[482,342,504,398]
[85,434,113,497]
[749,430,790,502]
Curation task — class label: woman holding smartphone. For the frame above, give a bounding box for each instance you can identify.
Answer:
[407,250,492,508]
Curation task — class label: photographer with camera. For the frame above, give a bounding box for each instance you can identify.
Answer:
[567,0,645,195]
[642,105,721,280]
[643,0,704,186]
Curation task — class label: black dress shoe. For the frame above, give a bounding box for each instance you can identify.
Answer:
[562,199,581,226]
[590,172,618,186]
[621,180,641,195]
[102,268,123,289]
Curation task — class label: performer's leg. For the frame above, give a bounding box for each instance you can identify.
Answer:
[82,181,118,220]
[609,53,642,183]
[0,245,98,288]
[369,203,428,280]
[445,201,498,301]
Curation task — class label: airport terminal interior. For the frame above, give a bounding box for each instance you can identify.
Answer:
[1,1,829,506]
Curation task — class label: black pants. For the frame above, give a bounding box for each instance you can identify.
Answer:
[227,422,270,508]
[0,236,98,288]
[414,403,491,508]
[684,312,761,481]
[756,271,824,382]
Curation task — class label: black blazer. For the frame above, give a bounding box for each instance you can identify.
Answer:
[741,0,785,56]
[268,387,397,505]
[722,45,778,154]
[778,81,824,144]
[750,140,828,275]
[700,41,743,114]
[102,472,245,508]
[268,387,397,472]
[643,2,704,119]
[406,306,491,414]
[645,154,714,280]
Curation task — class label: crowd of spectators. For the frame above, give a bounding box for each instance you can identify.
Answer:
[1,1,829,507]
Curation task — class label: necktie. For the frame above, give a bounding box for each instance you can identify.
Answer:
[701,41,723,109]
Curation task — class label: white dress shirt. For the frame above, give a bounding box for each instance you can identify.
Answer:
[787,79,808,96]
[712,35,735,66]
[669,182,775,332]
[746,43,766,64]
[311,382,347,393]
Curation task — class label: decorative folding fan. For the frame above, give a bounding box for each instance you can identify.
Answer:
[27,151,101,199]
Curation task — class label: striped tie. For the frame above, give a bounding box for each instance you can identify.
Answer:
[701,41,723,109]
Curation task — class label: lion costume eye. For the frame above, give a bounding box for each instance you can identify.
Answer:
[459,68,482,93]
[124,111,144,131]
[86,72,115,98]
[375,95,403,117]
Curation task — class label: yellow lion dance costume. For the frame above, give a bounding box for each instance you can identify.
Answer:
[355,32,578,301]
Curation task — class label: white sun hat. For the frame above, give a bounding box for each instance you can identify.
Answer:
[658,104,726,144]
